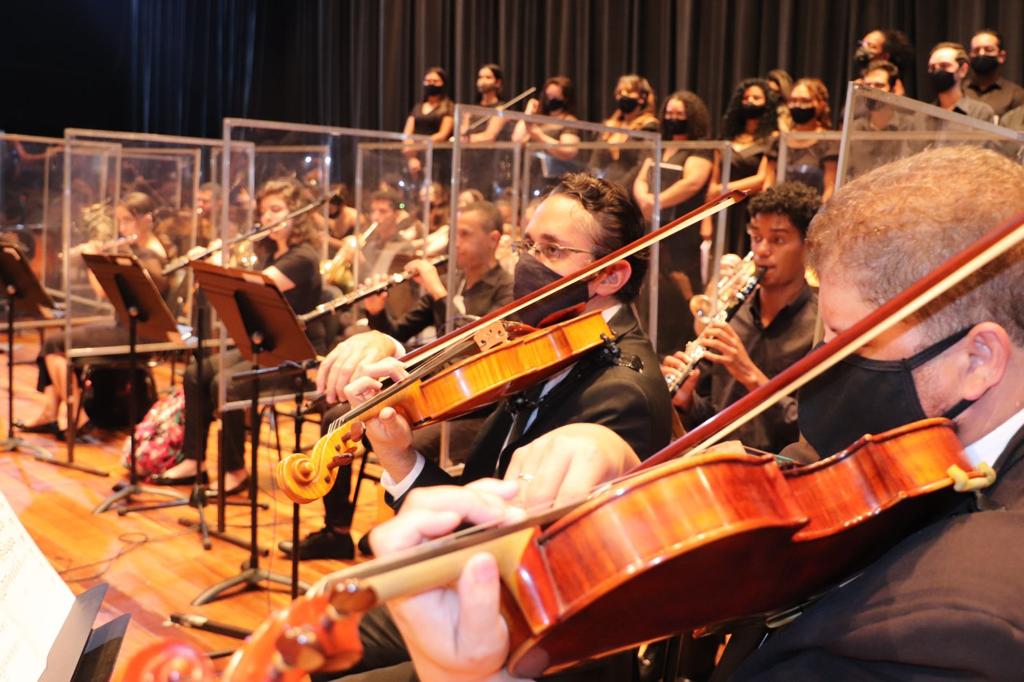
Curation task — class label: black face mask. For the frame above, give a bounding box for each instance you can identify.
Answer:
[662,119,689,138]
[854,47,873,68]
[617,96,641,115]
[741,103,767,120]
[541,97,565,114]
[928,69,958,94]
[790,106,816,125]
[865,97,887,112]
[423,83,445,97]
[512,252,591,327]
[798,326,975,458]
[970,55,999,75]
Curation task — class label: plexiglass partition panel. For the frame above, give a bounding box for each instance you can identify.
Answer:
[775,131,842,199]
[645,140,732,357]
[0,134,64,310]
[838,85,1024,186]
[220,118,433,412]
[64,129,233,325]
[60,139,121,320]
[452,104,660,337]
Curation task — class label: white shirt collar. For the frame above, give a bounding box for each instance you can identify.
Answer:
[963,407,1024,469]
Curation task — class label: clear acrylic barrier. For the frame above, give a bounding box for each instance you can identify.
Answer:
[775,130,843,199]
[220,118,433,412]
[838,85,1024,186]
[645,140,732,357]
[64,129,235,325]
[0,134,64,316]
[59,139,121,320]
[440,105,665,468]
[452,103,661,332]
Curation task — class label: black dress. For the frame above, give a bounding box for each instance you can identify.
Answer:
[723,137,773,254]
[653,147,714,354]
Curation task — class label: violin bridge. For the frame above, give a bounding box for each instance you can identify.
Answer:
[472,321,510,351]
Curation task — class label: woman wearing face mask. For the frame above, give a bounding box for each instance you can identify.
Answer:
[402,67,454,179]
[514,76,583,190]
[766,78,838,201]
[463,63,510,144]
[633,90,714,354]
[592,74,660,188]
[707,77,780,253]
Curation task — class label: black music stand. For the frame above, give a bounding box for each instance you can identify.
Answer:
[82,254,186,514]
[40,583,130,682]
[190,261,314,604]
[0,243,58,461]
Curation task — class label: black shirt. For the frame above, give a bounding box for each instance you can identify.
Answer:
[683,284,818,453]
[262,242,321,314]
[367,263,513,344]
[411,100,454,136]
[768,136,838,195]
[964,75,1024,118]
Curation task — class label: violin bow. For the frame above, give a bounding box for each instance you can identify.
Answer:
[637,210,1024,471]
[398,190,748,370]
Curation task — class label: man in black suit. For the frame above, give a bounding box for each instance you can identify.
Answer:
[360,145,1024,682]
[312,173,672,681]
[326,172,671,511]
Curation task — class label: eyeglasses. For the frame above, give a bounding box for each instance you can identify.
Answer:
[511,238,593,261]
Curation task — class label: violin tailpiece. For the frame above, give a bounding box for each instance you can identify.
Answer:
[473,321,510,351]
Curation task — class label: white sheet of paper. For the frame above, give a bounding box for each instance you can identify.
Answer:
[0,492,75,682]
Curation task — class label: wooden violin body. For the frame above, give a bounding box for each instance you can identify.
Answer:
[123,419,989,682]
[501,418,989,675]
[277,310,614,504]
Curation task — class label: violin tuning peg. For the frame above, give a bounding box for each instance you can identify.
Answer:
[327,579,378,616]
[278,625,327,671]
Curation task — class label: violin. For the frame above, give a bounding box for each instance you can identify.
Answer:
[126,419,992,682]
[276,190,747,504]
[277,310,614,503]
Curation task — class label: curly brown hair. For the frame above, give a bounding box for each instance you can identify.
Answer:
[256,178,321,249]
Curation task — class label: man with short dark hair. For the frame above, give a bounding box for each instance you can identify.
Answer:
[846,60,915,179]
[926,41,996,122]
[964,28,1024,118]
[665,181,819,455]
[363,201,512,343]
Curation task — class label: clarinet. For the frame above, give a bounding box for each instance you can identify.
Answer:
[300,255,449,323]
[665,253,762,394]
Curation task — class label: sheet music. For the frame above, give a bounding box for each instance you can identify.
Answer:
[0,492,74,682]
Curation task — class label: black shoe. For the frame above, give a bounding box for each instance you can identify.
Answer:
[13,420,59,435]
[151,472,210,486]
[206,476,249,497]
[357,533,374,557]
[279,527,355,561]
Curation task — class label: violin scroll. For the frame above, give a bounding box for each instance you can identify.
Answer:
[276,430,360,504]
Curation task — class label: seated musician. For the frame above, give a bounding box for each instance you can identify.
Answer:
[281,200,513,561]
[314,173,673,680]
[20,191,169,437]
[665,181,820,456]
[153,178,326,493]
[361,145,1024,681]
[363,200,514,343]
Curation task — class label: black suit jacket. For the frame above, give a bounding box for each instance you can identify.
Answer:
[389,304,673,508]
[724,424,1024,681]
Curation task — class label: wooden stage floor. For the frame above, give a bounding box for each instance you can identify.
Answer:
[0,332,380,679]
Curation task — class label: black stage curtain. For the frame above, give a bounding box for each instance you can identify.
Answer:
[2,0,1024,138]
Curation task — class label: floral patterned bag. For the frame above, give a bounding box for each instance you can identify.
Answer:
[122,386,185,479]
